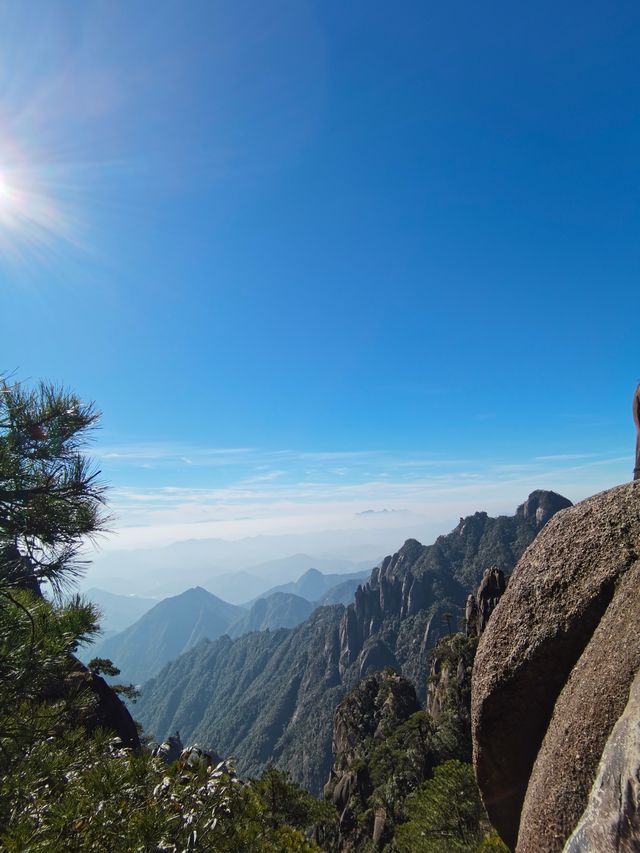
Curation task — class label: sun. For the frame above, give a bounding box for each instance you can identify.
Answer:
[0,136,85,273]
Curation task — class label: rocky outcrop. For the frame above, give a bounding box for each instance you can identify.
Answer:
[338,491,571,677]
[358,638,399,677]
[472,481,640,852]
[61,658,141,750]
[564,668,640,852]
[338,542,431,675]
[325,672,420,849]
[515,490,573,529]
[152,731,184,763]
[426,633,476,727]
[328,672,419,777]
[466,566,507,637]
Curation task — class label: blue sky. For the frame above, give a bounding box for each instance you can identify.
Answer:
[1,1,638,550]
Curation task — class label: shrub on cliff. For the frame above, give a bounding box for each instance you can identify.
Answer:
[394,760,507,853]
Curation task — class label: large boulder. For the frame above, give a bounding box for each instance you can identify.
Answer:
[472,481,640,852]
[564,668,640,852]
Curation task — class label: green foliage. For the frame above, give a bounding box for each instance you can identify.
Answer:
[250,765,328,831]
[479,832,510,852]
[394,760,487,853]
[367,711,436,813]
[427,633,478,763]
[0,377,328,851]
[0,583,100,771]
[0,584,325,851]
[1,728,321,852]
[88,656,140,703]
[88,657,121,677]
[0,377,107,594]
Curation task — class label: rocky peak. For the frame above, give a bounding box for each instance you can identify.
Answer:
[378,538,425,579]
[516,489,572,529]
[466,566,507,637]
[299,568,322,580]
[456,511,489,537]
[338,541,430,674]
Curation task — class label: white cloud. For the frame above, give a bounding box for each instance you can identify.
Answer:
[94,443,632,552]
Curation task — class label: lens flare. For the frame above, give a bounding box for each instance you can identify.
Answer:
[0,143,84,275]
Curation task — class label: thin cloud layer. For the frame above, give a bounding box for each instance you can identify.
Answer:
[93,442,631,550]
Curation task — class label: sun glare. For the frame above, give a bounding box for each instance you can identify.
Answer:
[0,172,13,206]
[0,152,82,272]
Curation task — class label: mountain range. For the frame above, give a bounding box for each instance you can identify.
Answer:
[242,567,370,606]
[90,567,374,683]
[81,527,417,599]
[95,587,243,684]
[135,490,572,793]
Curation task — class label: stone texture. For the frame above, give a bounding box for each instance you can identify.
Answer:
[466,566,507,637]
[563,669,640,853]
[515,489,573,529]
[472,482,640,851]
[372,809,387,849]
[517,558,640,851]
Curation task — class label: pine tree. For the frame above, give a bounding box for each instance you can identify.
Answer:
[0,376,108,595]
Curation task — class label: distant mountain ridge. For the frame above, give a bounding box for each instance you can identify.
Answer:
[95,587,243,684]
[83,529,399,598]
[136,491,572,793]
[243,567,371,607]
[91,568,372,683]
[228,593,314,638]
[85,588,157,638]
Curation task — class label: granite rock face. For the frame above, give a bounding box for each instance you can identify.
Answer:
[515,489,573,530]
[466,566,507,637]
[564,668,640,853]
[472,482,640,852]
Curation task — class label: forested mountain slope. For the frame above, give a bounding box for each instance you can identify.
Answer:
[228,592,314,638]
[96,587,243,684]
[136,491,571,793]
